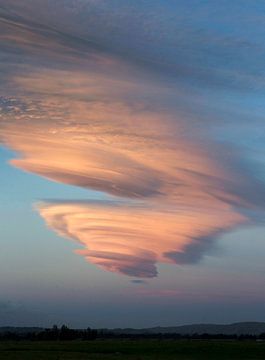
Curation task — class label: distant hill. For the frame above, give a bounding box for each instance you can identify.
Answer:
[0,327,43,334]
[2,322,265,336]
[109,322,265,336]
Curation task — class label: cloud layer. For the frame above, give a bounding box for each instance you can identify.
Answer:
[1,1,265,277]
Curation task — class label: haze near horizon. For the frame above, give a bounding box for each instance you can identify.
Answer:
[1,0,265,328]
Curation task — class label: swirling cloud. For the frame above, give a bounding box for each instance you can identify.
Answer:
[1,1,265,278]
[37,200,245,278]
[1,90,252,277]
[1,86,251,277]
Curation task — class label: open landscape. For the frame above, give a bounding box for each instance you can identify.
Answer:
[1,2,265,360]
[1,340,265,360]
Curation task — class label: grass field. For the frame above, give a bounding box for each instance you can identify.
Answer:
[0,339,265,360]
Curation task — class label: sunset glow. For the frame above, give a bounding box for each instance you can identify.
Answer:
[1,0,265,327]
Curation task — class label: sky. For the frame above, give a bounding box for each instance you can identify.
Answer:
[1,0,265,328]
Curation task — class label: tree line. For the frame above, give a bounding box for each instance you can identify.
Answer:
[1,325,265,341]
[98,332,265,341]
[0,325,97,341]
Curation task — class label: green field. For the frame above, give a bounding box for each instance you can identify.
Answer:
[0,339,265,360]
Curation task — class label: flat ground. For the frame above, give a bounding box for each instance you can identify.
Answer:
[0,339,265,360]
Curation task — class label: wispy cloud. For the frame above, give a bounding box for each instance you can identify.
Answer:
[1,1,265,278]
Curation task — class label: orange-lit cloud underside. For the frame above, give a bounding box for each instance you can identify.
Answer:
[38,201,244,278]
[1,67,250,278]
[1,20,258,277]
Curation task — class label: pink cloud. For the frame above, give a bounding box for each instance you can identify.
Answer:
[0,16,261,278]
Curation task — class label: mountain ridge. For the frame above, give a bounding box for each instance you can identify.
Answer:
[107,322,265,335]
[2,322,265,335]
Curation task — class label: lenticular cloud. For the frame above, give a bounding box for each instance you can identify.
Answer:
[1,1,265,278]
[0,93,250,277]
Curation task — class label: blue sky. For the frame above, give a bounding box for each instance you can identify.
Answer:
[1,0,265,327]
